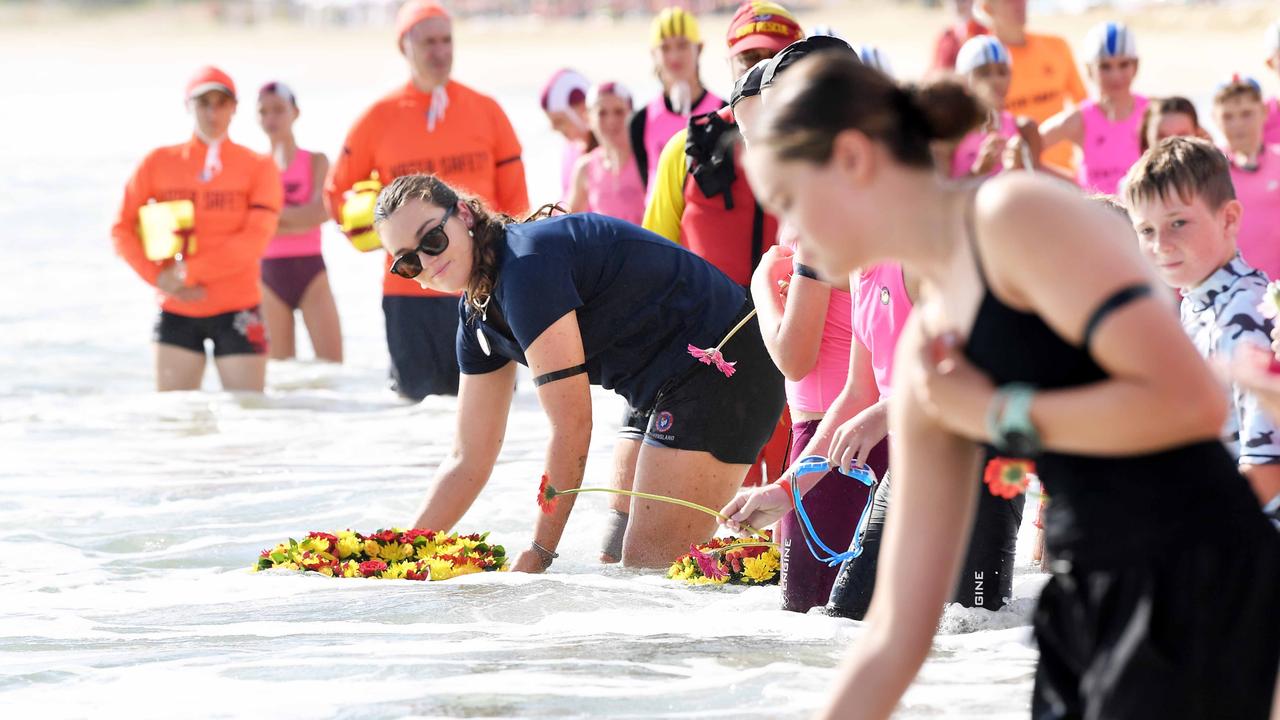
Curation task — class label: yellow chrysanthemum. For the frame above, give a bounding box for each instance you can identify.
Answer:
[742,553,780,584]
[379,543,414,562]
[427,558,456,581]
[415,544,439,560]
[299,537,330,554]
[336,532,362,559]
[340,560,361,578]
[450,563,483,578]
[691,574,729,585]
[363,539,382,558]
[382,561,412,580]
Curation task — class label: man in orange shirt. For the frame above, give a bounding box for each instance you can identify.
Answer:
[978,0,1086,171]
[112,66,283,392]
[325,0,528,401]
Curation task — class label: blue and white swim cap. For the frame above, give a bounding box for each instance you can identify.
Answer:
[809,25,845,41]
[1082,22,1138,62]
[855,44,894,78]
[955,36,1010,75]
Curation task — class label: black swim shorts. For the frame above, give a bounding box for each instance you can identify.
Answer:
[621,302,786,465]
[153,307,268,356]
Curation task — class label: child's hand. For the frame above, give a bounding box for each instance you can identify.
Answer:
[1002,135,1033,173]
[971,133,1003,176]
[720,483,791,534]
[757,245,796,295]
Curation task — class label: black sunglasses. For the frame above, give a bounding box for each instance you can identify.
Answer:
[389,205,456,280]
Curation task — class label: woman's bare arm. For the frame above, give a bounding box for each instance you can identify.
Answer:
[923,177,1226,454]
[410,362,517,531]
[819,316,983,720]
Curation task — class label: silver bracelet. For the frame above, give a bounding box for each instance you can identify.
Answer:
[531,540,559,565]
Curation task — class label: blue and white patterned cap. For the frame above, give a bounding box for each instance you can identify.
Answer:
[955,36,1010,75]
[1082,21,1138,62]
[855,44,894,78]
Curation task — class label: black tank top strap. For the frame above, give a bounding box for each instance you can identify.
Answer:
[963,188,991,288]
[1081,284,1154,351]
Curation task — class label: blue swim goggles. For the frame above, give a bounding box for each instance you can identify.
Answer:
[786,455,878,567]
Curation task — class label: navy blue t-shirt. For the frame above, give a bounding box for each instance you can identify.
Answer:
[456,213,746,411]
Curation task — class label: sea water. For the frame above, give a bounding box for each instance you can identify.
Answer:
[0,16,1046,719]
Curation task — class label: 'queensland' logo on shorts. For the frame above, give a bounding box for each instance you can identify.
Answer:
[654,411,674,433]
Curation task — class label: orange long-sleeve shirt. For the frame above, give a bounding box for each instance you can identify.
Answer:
[324,80,529,298]
[1005,33,1087,172]
[112,136,282,317]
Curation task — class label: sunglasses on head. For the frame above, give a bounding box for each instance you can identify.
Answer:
[389,204,457,280]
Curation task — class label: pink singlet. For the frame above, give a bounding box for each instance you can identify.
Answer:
[560,141,584,200]
[784,286,854,414]
[583,148,645,226]
[640,91,724,188]
[951,111,1017,179]
[852,263,913,399]
[1076,95,1149,195]
[263,149,321,259]
[1229,144,1280,281]
[1264,98,1280,148]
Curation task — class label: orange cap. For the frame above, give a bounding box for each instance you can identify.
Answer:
[395,0,450,45]
[185,66,236,101]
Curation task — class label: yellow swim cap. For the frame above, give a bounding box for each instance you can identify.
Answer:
[650,7,702,48]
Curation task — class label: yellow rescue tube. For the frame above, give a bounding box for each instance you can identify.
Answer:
[341,175,383,253]
[138,199,196,261]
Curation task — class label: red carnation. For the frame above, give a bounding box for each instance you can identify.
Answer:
[369,530,398,543]
[405,562,430,581]
[358,560,388,577]
[537,474,559,514]
[983,458,1035,499]
[400,529,436,544]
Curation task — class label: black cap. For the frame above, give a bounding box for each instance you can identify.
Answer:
[729,58,771,108]
[759,35,859,90]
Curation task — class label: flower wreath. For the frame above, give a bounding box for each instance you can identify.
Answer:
[255,529,507,581]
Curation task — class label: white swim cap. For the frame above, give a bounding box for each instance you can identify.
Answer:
[955,36,1010,75]
[855,44,894,78]
[1082,22,1138,63]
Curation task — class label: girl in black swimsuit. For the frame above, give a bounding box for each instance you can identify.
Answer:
[725,55,1280,719]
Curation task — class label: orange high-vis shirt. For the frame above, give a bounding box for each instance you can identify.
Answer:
[1004,33,1087,171]
[325,80,529,298]
[111,136,283,318]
